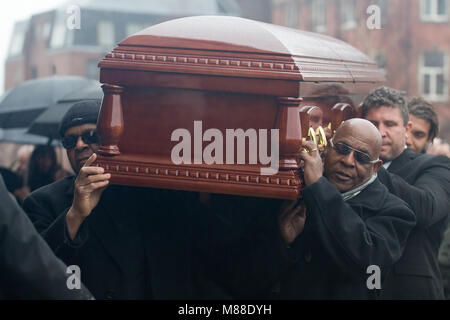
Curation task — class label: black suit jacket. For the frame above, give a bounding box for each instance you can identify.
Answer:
[276,177,416,300]
[22,176,312,300]
[23,176,212,300]
[22,177,236,300]
[23,177,191,299]
[0,176,92,299]
[377,148,450,299]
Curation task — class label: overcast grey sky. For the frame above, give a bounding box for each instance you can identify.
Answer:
[0,0,67,95]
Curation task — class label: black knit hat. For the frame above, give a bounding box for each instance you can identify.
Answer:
[59,100,101,137]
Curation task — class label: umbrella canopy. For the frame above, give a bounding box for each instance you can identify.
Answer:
[27,82,103,139]
[0,128,60,146]
[0,76,99,129]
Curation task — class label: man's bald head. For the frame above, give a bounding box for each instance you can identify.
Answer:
[334,119,382,160]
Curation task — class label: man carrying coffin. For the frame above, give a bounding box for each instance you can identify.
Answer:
[269,119,416,299]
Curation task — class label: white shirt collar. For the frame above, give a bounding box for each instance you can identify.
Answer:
[382,145,407,169]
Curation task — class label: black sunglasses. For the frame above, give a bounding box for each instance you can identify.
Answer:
[62,130,99,150]
[330,138,379,165]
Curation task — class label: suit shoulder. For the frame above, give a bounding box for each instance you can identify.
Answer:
[415,153,450,168]
[430,154,450,167]
[384,189,412,211]
[374,179,413,212]
[24,175,74,203]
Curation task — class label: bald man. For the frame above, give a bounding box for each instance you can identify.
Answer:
[273,119,416,299]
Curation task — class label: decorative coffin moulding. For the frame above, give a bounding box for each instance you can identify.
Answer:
[96,16,384,200]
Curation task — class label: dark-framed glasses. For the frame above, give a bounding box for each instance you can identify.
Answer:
[62,130,99,150]
[330,138,379,165]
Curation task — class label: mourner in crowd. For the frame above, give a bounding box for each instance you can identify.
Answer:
[362,86,450,299]
[0,175,93,299]
[11,145,34,187]
[406,97,439,154]
[404,97,450,299]
[19,93,449,300]
[21,99,333,300]
[427,138,450,157]
[27,145,68,192]
[22,100,134,299]
[251,118,416,299]
[0,167,28,205]
[439,223,450,299]
[22,100,239,299]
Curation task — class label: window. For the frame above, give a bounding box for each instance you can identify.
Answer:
[50,23,66,48]
[42,22,51,41]
[8,31,25,57]
[340,0,357,30]
[421,0,448,22]
[419,51,448,102]
[375,52,387,74]
[312,0,327,32]
[97,21,115,48]
[284,1,299,28]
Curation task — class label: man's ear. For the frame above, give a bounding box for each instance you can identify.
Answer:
[373,159,383,173]
[404,121,413,142]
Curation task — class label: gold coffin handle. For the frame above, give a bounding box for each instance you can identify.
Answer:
[301,127,318,152]
[316,126,327,147]
[301,127,318,144]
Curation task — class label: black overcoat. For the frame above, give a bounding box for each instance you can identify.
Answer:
[21,176,317,300]
[0,176,92,299]
[23,177,207,299]
[276,177,416,299]
[377,148,450,299]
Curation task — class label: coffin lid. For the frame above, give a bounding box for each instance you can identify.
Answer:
[101,16,384,82]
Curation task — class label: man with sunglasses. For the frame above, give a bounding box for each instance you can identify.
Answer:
[22,100,235,300]
[24,100,105,239]
[362,86,450,299]
[272,118,416,299]
[23,100,167,300]
[22,100,128,299]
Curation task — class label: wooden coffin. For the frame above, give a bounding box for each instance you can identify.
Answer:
[96,16,384,200]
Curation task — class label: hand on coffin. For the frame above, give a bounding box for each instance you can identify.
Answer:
[317,128,331,154]
[66,153,110,240]
[299,141,324,187]
[323,125,333,145]
[278,200,307,245]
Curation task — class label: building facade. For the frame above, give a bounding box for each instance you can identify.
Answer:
[4,0,246,91]
[1,0,248,168]
[273,0,450,140]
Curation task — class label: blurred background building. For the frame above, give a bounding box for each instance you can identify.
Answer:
[4,0,246,91]
[1,0,449,169]
[1,0,273,168]
[4,0,273,91]
[272,0,450,140]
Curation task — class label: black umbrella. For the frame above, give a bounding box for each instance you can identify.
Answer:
[27,82,103,139]
[0,76,99,129]
[0,128,60,146]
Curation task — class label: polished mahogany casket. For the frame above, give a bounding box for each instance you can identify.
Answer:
[96,16,384,200]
